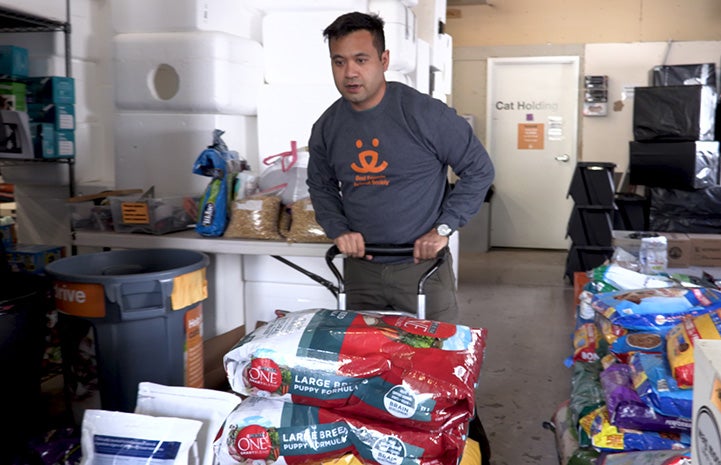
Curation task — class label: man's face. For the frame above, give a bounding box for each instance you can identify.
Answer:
[329,29,389,111]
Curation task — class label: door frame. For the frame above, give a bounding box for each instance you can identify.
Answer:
[485,55,580,249]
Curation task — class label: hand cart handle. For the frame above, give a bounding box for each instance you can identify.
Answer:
[325,244,449,319]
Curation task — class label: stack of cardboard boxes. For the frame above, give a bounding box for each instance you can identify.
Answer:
[613,230,721,269]
[0,44,75,159]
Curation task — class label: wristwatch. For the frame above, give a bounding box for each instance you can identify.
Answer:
[436,224,453,237]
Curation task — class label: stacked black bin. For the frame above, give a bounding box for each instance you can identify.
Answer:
[630,65,719,192]
[565,162,616,282]
[632,64,720,232]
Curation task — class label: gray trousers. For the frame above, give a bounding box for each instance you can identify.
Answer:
[343,255,459,323]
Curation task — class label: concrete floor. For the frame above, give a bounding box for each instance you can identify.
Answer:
[456,248,576,465]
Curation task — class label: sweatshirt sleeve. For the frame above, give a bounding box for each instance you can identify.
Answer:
[306,121,350,240]
[431,104,495,231]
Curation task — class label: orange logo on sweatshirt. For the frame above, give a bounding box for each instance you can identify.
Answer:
[351,138,388,174]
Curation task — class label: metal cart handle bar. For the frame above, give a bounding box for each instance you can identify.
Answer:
[325,244,449,319]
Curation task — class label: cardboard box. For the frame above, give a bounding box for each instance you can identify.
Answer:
[0,110,34,159]
[611,230,659,256]
[660,232,691,268]
[0,81,27,111]
[0,45,29,78]
[6,244,65,274]
[203,325,245,390]
[30,123,75,158]
[27,103,75,130]
[612,230,691,268]
[688,233,721,267]
[691,339,721,465]
[24,76,75,104]
[109,194,198,235]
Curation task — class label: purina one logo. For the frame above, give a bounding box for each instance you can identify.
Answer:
[234,425,271,459]
[246,358,282,392]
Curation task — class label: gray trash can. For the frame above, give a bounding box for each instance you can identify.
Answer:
[45,248,209,413]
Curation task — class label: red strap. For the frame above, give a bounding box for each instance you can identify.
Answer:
[262,141,298,172]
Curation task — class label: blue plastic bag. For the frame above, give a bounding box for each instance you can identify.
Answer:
[193,129,244,237]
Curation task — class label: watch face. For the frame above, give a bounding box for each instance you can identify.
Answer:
[437,224,452,236]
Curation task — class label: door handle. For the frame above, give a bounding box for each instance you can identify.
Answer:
[555,154,570,162]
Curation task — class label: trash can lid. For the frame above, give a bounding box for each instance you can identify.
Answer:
[45,248,209,285]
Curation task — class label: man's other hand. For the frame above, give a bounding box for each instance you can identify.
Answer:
[414,229,449,263]
[335,231,372,260]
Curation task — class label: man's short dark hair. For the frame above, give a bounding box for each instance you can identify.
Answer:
[323,12,386,58]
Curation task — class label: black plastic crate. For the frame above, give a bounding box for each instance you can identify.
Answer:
[566,205,614,246]
[567,162,617,206]
[613,193,650,231]
[565,245,614,282]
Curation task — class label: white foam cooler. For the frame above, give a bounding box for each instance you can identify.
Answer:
[369,0,417,73]
[111,0,262,40]
[114,32,264,115]
[412,38,431,94]
[244,0,369,13]
[262,11,350,85]
[256,83,339,160]
[114,112,258,197]
[385,70,411,86]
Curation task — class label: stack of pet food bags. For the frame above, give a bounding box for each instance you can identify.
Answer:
[216,308,488,465]
[561,262,720,464]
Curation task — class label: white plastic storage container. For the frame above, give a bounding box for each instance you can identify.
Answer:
[431,32,453,72]
[369,0,417,73]
[385,70,410,85]
[114,32,264,115]
[111,0,262,40]
[262,11,347,85]
[244,281,338,331]
[412,38,431,94]
[114,112,258,197]
[256,83,339,160]
[243,255,341,285]
[244,0,368,13]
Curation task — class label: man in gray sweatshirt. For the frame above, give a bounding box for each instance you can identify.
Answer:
[307,11,494,324]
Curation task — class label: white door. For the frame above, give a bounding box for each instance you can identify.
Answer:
[486,56,579,249]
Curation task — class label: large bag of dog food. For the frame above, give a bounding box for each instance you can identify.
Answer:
[590,287,721,334]
[223,309,487,430]
[666,308,721,388]
[213,396,468,465]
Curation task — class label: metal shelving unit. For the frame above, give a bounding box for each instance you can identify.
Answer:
[0,0,75,196]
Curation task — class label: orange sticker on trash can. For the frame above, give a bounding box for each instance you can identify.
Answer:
[171,268,208,311]
[53,280,106,317]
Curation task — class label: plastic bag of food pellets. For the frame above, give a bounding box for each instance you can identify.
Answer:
[223,308,487,430]
[569,361,606,448]
[665,307,721,389]
[628,352,693,420]
[599,362,691,433]
[572,323,608,363]
[581,405,690,452]
[596,447,690,465]
[608,331,663,364]
[213,396,468,465]
[135,382,241,465]
[590,287,721,334]
[79,409,202,465]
